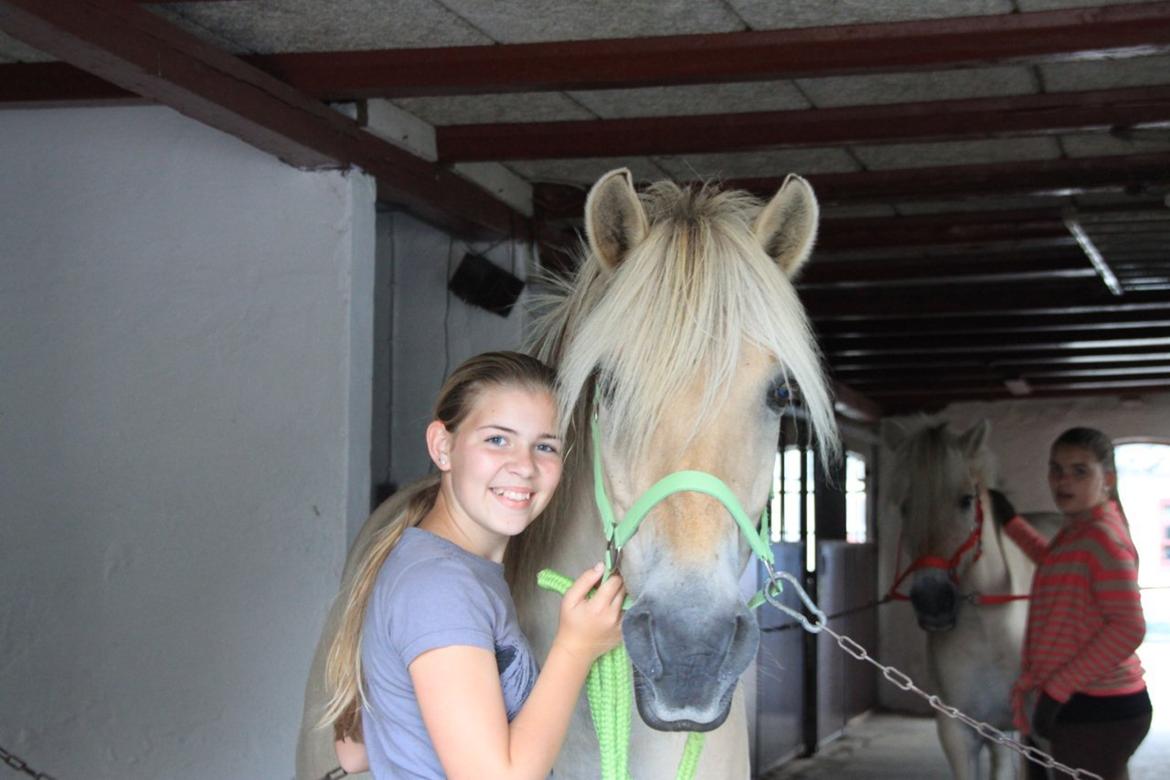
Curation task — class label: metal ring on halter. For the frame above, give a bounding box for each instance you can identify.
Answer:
[605,538,623,575]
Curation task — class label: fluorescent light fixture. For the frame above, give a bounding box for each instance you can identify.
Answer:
[1064,216,1123,297]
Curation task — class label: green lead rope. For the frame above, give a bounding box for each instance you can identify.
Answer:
[537,569,780,779]
[547,416,783,778]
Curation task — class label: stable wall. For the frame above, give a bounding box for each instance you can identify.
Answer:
[876,392,1170,713]
[380,211,535,491]
[0,105,375,779]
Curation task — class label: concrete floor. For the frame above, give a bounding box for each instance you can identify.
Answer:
[759,713,950,779]
[762,589,1170,779]
[759,708,1166,780]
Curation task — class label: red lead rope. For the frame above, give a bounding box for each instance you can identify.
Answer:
[887,487,1030,607]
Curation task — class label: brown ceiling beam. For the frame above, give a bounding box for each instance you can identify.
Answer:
[116,1,1170,99]
[0,0,525,239]
[7,2,1170,103]
[802,283,1170,319]
[533,154,1170,220]
[816,210,1075,251]
[815,307,1170,338]
[745,153,1170,206]
[802,247,1088,284]
[801,267,1097,291]
[815,298,1170,324]
[437,86,1170,161]
[872,378,1170,395]
[822,325,1170,356]
[830,345,1170,373]
[872,381,1170,413]
[844,364,1170,386]
[0,61,140,105]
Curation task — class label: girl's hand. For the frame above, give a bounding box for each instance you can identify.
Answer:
[554,563,626,662]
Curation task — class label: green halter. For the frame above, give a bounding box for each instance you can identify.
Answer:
[590,416,776,573]
[537,416,783,780]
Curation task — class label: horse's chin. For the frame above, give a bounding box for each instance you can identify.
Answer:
[631,667,735,732]
[915,613,957,632]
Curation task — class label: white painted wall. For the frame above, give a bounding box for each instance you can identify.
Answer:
[0,106,375,779]
[876,392,1170,712]
[381,210,535,489]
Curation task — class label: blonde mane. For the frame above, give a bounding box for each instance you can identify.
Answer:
[509,181,836,588]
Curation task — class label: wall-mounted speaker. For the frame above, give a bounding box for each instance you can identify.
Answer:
[447,253,525,318]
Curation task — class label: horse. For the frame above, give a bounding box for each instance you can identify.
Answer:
[295,168,838,779]
[884,419,1058,780]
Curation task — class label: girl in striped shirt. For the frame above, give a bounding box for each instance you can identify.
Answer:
[1001,427,1151,780]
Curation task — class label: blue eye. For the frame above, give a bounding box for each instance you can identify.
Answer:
[486,435,507,446]
[537,442,561,455]
[766,380,791,412]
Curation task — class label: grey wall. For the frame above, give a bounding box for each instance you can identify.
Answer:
[381,210,535,493]
[0,106,375,779]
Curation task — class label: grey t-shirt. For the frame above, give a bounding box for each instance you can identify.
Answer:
[361,527,539,779]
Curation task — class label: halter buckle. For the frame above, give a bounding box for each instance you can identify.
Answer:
[605,538,623,576]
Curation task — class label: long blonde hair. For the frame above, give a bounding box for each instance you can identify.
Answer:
[319,351,557,736]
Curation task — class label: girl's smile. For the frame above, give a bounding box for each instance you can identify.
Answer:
[425,386,563,560]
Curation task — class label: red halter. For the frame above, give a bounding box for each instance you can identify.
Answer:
[887,487,1029,607]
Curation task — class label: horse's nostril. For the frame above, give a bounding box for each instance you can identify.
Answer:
[719,606,761,677]
[910,580,958,617]
[622,606,664,680]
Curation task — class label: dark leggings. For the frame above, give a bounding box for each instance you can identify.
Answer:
[1024,710,1152,780]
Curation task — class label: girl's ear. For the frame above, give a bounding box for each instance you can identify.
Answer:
[426,420,452,472]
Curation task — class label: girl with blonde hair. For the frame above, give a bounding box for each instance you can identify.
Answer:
[321,351,625,778]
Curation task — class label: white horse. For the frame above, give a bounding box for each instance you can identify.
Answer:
[295,168,837,779]
[885,420,1056,780]
[510,170,836,778]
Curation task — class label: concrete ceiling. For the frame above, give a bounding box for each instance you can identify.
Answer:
[2,0,1169,413]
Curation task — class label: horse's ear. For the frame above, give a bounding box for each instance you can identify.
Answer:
[882,419,909,452]
[754,174,819,278]
[585,168,648,271]
[958,420,991,457]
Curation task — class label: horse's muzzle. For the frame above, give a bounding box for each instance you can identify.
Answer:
[909,575,959,632]
[622,598,759,731]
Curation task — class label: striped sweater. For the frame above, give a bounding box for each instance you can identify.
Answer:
[1005,501,1146,732]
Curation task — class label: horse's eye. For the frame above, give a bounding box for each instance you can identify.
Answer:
[766,380,791,412]
[958,494,975,512]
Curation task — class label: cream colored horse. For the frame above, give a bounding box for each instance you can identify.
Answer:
[295,169,837,779]
[511,170,836,778]
[886,420,1056,780]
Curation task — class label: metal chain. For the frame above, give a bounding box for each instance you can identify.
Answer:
[2,741,350,780]
[762,567,1105,780]
[0,745,56,780]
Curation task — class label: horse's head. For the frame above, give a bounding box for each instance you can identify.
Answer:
[531,169,837,731]
[885,420,995,632]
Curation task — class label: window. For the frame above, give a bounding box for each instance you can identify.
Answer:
[770,446,815,569]
[845,451,868,544]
